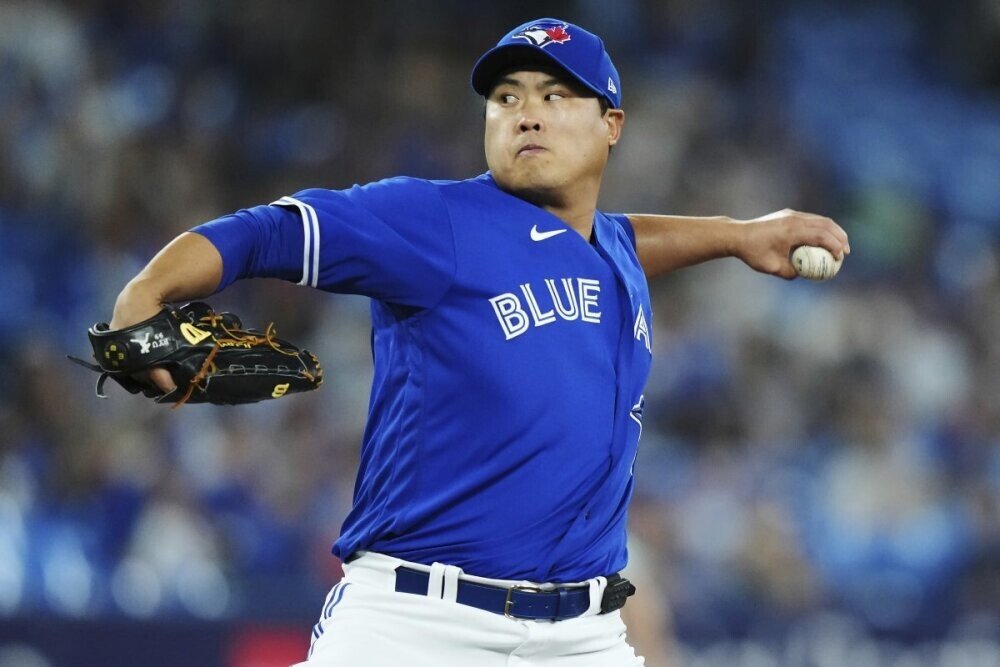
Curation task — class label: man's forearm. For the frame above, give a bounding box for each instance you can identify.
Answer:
[111,232,224,329]
[625,214,742,277]
[627,210,849,280]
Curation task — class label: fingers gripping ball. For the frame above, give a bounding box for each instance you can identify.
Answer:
[791,245,843,281]
[68,302,323,407]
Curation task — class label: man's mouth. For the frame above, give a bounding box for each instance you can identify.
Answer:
[517,144,547,156]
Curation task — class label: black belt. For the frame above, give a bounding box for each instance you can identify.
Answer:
[393,566,636,621]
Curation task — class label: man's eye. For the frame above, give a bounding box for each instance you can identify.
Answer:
[499,94,517,104]
[545,93,565,101]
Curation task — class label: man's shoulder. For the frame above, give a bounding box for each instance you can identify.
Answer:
[411,173,502,203]
[293,173,494,201]
[357,172,495,190]
[280,174,509,229]
[374,173,511,213]
[424,172,495,190]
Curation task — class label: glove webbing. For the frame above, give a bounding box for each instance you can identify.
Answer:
[172,317,308,408]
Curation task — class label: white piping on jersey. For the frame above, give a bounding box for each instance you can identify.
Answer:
[629,395,644,475]
[271,196,320,287]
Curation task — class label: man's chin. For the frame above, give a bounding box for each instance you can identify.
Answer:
[494,169,563,206]
[503,182,562,208]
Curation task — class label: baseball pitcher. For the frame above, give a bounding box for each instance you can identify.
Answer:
[103,19,849,666]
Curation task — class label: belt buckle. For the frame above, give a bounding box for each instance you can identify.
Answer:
[504,583,544,619]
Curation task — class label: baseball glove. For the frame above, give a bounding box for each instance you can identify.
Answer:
[68,302,323,407]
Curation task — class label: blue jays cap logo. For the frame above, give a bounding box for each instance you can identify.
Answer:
[512,23,572,49]
[471,18,621,108]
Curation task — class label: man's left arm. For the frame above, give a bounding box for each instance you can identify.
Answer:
[625,210,850,279]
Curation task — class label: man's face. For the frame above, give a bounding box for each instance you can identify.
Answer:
[483,68,623,203]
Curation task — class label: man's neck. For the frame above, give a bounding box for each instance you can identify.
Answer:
[508,176,602,241]
[541,202,596,240]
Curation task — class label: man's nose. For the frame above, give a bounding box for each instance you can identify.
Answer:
[518,117,542,132]
[518,102,543,132]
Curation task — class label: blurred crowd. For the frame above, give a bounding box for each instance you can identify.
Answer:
[1,0,998,649]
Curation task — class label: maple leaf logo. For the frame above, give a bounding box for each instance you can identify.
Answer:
[544,26,571,44]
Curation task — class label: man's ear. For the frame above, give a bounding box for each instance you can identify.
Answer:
[606,109,625,147]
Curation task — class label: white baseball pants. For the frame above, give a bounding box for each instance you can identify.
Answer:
[291,551,645,666]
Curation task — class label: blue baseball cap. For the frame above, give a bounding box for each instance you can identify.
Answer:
[471,19,621,109]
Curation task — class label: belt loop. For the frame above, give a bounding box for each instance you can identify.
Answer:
[556,587,569,619]
[585,576,608,616]
[441,564,463,602]
[427,562,447,599]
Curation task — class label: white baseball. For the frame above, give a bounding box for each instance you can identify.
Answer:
[791,245,843,280]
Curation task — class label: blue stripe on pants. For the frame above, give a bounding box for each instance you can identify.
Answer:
[309,582,351,658]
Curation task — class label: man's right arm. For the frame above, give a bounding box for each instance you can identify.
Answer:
[625,210,849,279]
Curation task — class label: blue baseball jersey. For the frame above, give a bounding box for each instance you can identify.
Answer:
[192,173,653,583]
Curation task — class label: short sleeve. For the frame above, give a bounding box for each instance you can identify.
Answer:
[192,177,456,309]
[193,204,306,291]
[606,213,637,250]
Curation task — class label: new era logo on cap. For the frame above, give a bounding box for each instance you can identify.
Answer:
[470,18,622,109]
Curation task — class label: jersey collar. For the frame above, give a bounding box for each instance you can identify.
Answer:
[474,171,615,251]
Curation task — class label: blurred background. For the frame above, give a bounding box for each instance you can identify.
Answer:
[1,0,998,665]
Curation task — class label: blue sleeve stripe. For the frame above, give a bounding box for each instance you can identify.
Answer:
[271,196,320,287]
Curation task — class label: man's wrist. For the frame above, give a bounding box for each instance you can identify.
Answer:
[720,216,746,259]
[110,279,166,330]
